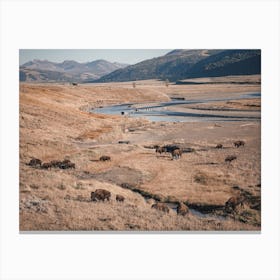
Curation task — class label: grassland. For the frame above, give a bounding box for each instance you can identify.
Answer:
[19,75,261,231]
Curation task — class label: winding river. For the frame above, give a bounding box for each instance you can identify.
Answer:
[92,92,261,122]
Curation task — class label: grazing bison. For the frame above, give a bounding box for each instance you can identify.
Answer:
[99,156,111,161]
[50,159,75,169]
[156,147,167,154]
[91,189,111,202]
[215,144,223,149]
[28,158,42,167]
[177,202,189,216]
[120,183,134,189]
[225,155,237,163]
[41,162,52,169]
[59,162,75,169]
[172,149,183,160]
[50,160,62,168]
[151,202,170,213]
[118,140,130,144]
[60,159,75,169]
[163,145,180,153]
[116,194,125,202]
[72,82,78,86]
[234,140,245,148]
[225,194,246,212]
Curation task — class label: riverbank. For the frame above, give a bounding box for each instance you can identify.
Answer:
[20,76,261,231]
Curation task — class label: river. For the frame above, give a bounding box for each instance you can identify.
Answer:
[91,92,261,122]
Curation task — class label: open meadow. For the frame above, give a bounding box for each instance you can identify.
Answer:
[19,75,261,231]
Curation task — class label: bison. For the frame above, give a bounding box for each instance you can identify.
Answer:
[41,162,52,169]
[151,202,170,213]
[99,156,111,161]
[116,194,125,202]
[177,202,189,216]
[91,189,111,202]
[172,149,183,160]
[64,162,75,169]
[163,145,180,153]
[50,160,62,168]
[59,160,75,169]
[225,194,246,212]
[156,147,167,154]
[225,155,237,163]
[28,158,42,167]
[215,144,223,149]
[234,140,245,148]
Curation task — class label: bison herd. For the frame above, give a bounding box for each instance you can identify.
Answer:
[155,144,184,160]
[155,140,245,162]
[90,189,125,203]
[28,158,75,170]
[90,188,190,216]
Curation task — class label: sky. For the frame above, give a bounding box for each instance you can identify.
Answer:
[19,49,172,66]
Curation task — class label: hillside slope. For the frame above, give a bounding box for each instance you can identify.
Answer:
[96,49,261,83]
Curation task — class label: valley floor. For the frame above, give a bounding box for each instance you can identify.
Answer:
[19,76,261,231]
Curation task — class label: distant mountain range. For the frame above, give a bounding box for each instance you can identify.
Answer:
[95,49,261,83]
[19,59,128,83]
[20,49,261,83]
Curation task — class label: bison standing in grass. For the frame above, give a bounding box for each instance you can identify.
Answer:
[99,156,111,161]
[151,202,170,213]
[60,160,75,169]
[91,189,111,202]
[28,158,42,167]
[50,160,62,168]
[225,155,237,163]
[156,147,167,155]
[41,162,52,169]
[177,202,189,216]
[215,144,223,149]
[116,194,125,202]
[225,194,246,213]
[172,149,183,160]
[234,140,245,148]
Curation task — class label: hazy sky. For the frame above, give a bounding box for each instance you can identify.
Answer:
[19,49,172,65]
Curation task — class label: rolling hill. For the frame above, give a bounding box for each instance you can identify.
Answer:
[95,49,261,83]
[20,59,128,83]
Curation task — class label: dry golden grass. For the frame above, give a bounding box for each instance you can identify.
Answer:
[20,78,261,231]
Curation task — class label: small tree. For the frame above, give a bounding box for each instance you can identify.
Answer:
[165,79,169,87]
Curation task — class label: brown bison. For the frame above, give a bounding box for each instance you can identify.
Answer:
[225,155,237,163]
[99,156,111,161]
[156,146,167,154]
[65,162,75,169]
[28,158,42,167]
[50,159,74,169]
[215,144,223,149]
[225,194,246,212]
[91,189,111,202]
[116,194,125,202]
[41,162,52,169]
[234,140,245,148]
[177,202,189,216]
[59,161,75,169]
[151,202,170,213]
[50,160,62,168]
[172,149,183,160]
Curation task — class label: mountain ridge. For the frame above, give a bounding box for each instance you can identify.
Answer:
[95,49,261,83]
[20,59,129,82]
